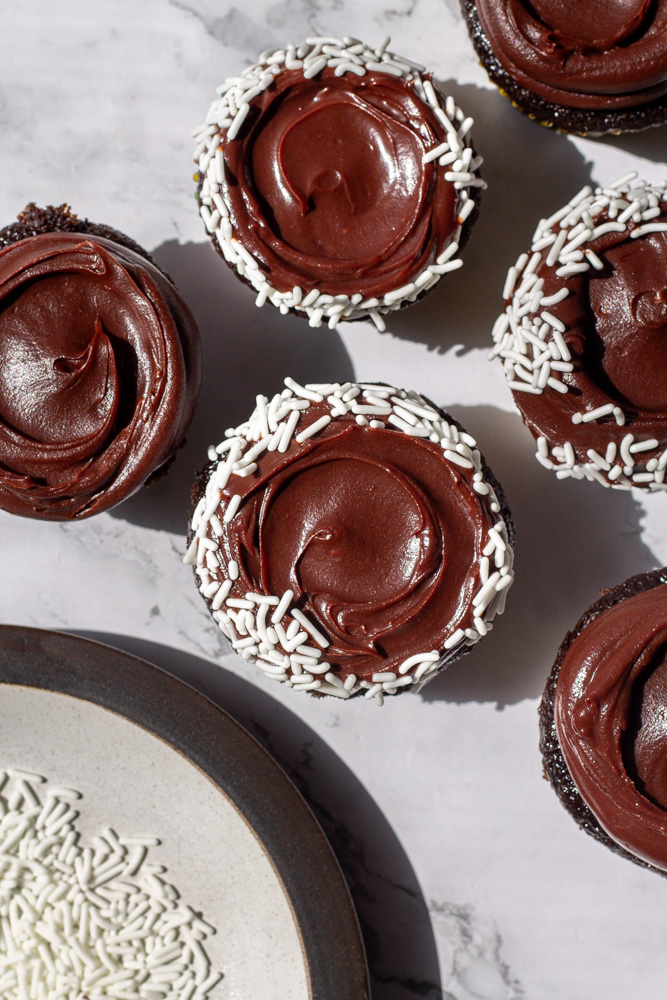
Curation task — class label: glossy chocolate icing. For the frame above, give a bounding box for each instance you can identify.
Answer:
[203,407,489,682]
[475,0,667,110]
[0,230,201,520]
[511,210,667,468]
[222,68,459,297]
[555,583,667,870]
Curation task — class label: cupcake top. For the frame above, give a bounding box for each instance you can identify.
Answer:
[491,174,667,490]
[185,379,513,703]
[552,572,667,872]
[193,36,483,329]
[466,0,667,131]
[0,205,201,520]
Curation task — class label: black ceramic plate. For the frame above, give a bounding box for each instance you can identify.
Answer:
[0,625,369,1000]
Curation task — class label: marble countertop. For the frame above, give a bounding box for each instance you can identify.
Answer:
[1,3,667,998]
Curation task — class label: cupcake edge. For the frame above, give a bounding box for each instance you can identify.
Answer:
[193,36,484,330]
[538,568,667,876]
[185,378,514,704]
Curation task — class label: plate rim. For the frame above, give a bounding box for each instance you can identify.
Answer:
[0,624,370,1000]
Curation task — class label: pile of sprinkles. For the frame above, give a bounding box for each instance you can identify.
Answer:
[491,173,667,490]
[185,379,514,704]
[0,769,220,1000]
[192,35,484,329]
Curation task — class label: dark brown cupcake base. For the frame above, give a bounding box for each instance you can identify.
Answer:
[538,568,667,875]
[0,203,161,266]
[459,0,667,135]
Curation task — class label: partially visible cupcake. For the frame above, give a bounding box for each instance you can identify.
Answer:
[193,36,484,330]
[491,174,667,490]
[0,204,202,520]
[540,569,667,875]
[185,378,514,703]
[461,0,667,134]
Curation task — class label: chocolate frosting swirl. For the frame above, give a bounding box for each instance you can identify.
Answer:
[512,211,667,469]
[475,0,667,110]
[207,411,486,680]
[555,582,667,870]
[0,232,201,520]
[222,68,459,297]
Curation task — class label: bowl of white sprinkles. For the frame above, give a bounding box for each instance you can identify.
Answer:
[0,627,369,1000]
[491,172,667,491]
[0,769,220,1000]
[186,378,514,704]
[193,35,484,329]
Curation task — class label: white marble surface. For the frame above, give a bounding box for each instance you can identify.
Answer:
[1,3,667,998]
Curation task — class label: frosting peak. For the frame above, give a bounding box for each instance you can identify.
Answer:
[0,230,201,520]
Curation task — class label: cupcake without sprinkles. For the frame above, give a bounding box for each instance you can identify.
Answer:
[540,569,667,875]
[491,174,667,490]
[185,379,514,704]
[193,36,484,330]
[461,0,667,134]
[0,204,201,520]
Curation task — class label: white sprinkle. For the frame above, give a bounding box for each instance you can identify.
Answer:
[620,434,635,467]
[555,262,590,277]
[398,651,439,675]
[631,223,667,237]
[295,414,331,443]
[278,409,301,453]
[290,608,330,648]
[630,438,659,453]
[271,590,294,625]
[580,404,616,423]
[284,377,323,402]
[223,494,242,523]
[541,287,570,307]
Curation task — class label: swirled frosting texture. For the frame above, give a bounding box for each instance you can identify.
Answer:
[555,582,667,870]
[223,423,480,671]
[475,0,667,110]
[0,232,201,520]
[224,69,458,297]
[194,37,483,327]
[187,381,514,702]
[492,178,667,489]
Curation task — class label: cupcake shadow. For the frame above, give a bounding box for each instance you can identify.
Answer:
[76,631,443,1000]
[110,239,354,535]
[386,80,593,353]
[596,121,667,163]
[419,404,657,707]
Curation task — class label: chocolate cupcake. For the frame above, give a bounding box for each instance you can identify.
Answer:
[193,36,483,330]
[185,379,514,703]
[461,0,667,134]
[491,174,667,490]
[539,569,667,874]
[0,204,201,520]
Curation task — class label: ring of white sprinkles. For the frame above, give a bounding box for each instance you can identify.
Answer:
[491,172,667,490]
[0,769,220,1000]
[192,36,484,330]
[184,379,514,705]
